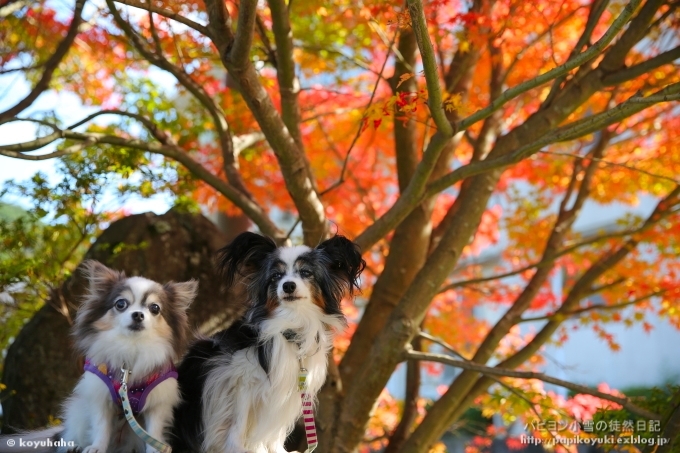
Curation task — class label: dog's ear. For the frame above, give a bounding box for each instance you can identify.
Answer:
[317,235,366,296]
[216,232,277,288]
[80,260,123,296]
[165,280,198,311]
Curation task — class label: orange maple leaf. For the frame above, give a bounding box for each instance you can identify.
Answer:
[396,73,414,89]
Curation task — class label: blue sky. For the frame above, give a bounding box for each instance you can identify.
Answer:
[0,73,172,214]
[0,0,178,214]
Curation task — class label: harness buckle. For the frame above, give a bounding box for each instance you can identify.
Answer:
[298,356,308,373]
[120,365,130,390]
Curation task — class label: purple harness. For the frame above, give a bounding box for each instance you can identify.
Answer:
[84,359,177,415]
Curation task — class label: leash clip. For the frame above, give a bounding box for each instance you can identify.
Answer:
[117,364,172,453]
[120,365,130,391]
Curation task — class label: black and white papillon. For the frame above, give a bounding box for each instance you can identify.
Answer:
[171,232,365,453]
[0,261,197,453]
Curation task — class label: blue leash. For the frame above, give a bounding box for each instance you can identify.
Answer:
[119,366,172,453]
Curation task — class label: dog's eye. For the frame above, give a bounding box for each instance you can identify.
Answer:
[149,303,161,315]
[114,299,128,311]
[271,272,283,281]
[300,269,312,278]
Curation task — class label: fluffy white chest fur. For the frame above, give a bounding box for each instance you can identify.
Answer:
[201,302,342,453]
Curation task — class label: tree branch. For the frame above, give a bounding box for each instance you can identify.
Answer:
[418,329,565,445]
[299,45,378,75]
[599,0,664,73]
[434,191,680,430]
[583,276,628,297]
[313,120,371,203]
[499,185,680,371]
[540,150,680,184]
[229,0,258,69]
[603,45,680,86]
[456,129,608,414]
[147,7,163,54]
[406,0,453,136]
[254,14,277,67]
[453,0,641,133]
[112,0,211,37]
[430,46,499,249]
[404,348,662,421]
[345,4,676,448]
[352,0,465,250]
[231,131,266,153]
[354,39,678,251]
[0,0,85,122]
[203,0,328,245]
[519,289,665,323]
[319,32,396,199]
[0,118,62,151]
[646,2,678,35]
[438,185,675,296]
[337,26,436,415]
[418,330,469,360]
[427,82,680,196]
[354,136,455,252]
[0,118,284,239]
[542,0,609,107]
[0,141,91,160]
[384,336,422,453]
[268,0,302,150]
[0,63,45,75]
[68,109,170,141]
[68,109,265,153]
[107,0,256,203]
[390,29,419,192]
[503,7,583,85]
[438,223,651,293]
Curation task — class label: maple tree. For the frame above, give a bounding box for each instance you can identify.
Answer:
[1,0,680,451]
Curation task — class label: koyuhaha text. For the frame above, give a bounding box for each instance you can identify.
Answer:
[6,437,76,449]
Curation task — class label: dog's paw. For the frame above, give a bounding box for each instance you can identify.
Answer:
[82,446,104,453]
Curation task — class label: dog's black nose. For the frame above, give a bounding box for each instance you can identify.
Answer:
[282,281,296,294]
[131,311,144,322]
